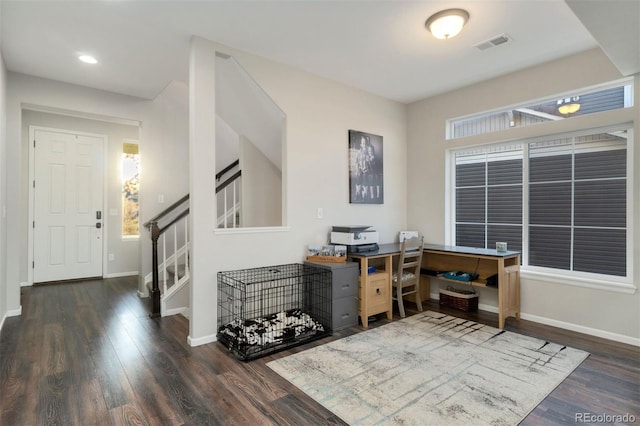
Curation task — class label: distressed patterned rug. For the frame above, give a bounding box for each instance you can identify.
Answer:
[267,311,589,425]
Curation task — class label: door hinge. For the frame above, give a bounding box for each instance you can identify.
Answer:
[32,261,35,269]
[33,221,35,228]
[33,181,35,188]
[33,140,36,148]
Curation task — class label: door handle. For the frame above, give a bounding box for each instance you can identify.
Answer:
[96,222,102,229]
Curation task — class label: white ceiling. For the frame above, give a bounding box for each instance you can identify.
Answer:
[1,0,638,104]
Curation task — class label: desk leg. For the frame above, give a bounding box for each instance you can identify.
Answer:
[384,254,393,320]
[360,257,369,328]
[497,257,521,329]
[498,258,505,329]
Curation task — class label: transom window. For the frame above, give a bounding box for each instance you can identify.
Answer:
[448,80,633,140]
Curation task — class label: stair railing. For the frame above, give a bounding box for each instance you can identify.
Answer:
[216,159,239,182]
[216,170,242,228]
[141,160,241,316]
[143,194,189,317]
[162,213,190,294]
[216,159,242,228]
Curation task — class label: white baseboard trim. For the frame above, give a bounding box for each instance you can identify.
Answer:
[477,303,498,314]
[20,281,31,287]
[104,271,139,278]
[520,312,640,347]
[0,307,20,331]
[1,306,22,330]
[431,291,639,347]
[163,307,190,318]
[187,333,217,347]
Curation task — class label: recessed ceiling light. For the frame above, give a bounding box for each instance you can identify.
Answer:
[78,55,98,64]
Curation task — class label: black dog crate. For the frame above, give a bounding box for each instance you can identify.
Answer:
[217,263,332,361]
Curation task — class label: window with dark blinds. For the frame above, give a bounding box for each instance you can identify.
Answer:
[453,128,629,280]
[529,134,627,276]
[455,146,523,251]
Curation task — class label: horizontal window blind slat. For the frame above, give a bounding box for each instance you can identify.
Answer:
[488,186,522,224]
[456,163,485,187]
[455,224,485,248]
[575,149,626,179]
[575,180,626,227]
[456,188,485,222]
[529,227,571,270]
[529,182,571,225]
[488,159,522,185]
[574,228,626,276]
[529,155,572,182]
[488,225,523,252]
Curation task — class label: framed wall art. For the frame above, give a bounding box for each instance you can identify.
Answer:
[348,130,383,204]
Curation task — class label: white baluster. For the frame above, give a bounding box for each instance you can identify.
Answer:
[162,233,167,295]
[232,180,237,227]
[173,222,178,287]
[223,186,228,228]
[184,216,190,277]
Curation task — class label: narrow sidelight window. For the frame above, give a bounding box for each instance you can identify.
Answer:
[122,142,140,238]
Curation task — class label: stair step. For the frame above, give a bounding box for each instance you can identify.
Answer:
[146,264,188,298]
[146,280,165,295]
[166,264,187,279]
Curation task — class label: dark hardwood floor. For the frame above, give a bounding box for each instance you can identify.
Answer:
[0,277,638,425]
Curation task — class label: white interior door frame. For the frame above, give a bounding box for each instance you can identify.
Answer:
[27,125,109,286]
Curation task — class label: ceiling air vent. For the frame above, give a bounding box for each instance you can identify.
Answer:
[474,34,511,51]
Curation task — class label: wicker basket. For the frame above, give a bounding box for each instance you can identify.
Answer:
[439,287,478,312]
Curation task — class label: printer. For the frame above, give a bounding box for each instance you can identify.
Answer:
[330,226,379,253]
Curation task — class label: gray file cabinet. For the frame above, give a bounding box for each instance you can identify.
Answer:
[304,261,359,331]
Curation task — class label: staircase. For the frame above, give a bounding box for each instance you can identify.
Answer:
[143,194,191,318]
[142,160,242,317]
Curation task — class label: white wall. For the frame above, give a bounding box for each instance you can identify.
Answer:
[188,37,407,345]
[136,80,189,295]
[4,73,189,312]
[216,55,283,171]
[407,48,639,344]
[21,110,140,278]
[239,136,281,227]
[0,48,9,327]
[215,116,239,173]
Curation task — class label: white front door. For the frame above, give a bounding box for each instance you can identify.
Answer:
[33,129,104,283]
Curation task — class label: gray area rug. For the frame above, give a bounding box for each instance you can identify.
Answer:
[267,311,589,425]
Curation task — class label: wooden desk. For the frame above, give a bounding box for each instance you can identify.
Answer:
[422,244,521,329]
[349,243,521,329]
[348,244,398,327]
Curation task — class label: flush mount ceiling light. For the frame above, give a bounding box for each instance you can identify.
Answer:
[557,96,581,115]
[425,8,469,40]
[78,54,98,64]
